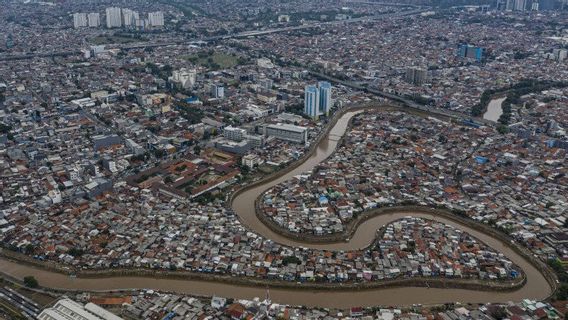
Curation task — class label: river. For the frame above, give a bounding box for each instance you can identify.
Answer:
[484,97,506,122]
[0,109,552,308]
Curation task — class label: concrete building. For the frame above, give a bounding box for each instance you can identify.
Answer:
[105,7,122,28]
[169,68,196,89]
[148,11,164,27]
[122,9,139,27]
[38,298,124,320]
[87,13,100,27]
[264,123,308,144]
[242,154,262,168]
[211,84,225,99]
[224,126,247,141]
[304,85,319,119]
[404,67,428,85]
[73,13,88,29]
[318,81,332,116]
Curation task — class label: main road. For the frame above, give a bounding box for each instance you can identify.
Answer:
[0,8,426,61]
[0,108,553,308]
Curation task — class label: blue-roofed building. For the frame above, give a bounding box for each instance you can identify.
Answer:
[475,156,488,164]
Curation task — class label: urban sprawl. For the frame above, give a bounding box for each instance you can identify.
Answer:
[0,0,567,319]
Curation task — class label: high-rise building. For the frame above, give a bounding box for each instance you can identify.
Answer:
[122,8,139,27]
[304,85,320,119]
[515,0,527,10]
[148,11,164,27]
[404,67,428,85]
[73,13,88,28]
[531,0,540,9]
[87,13,100,27]
[318,81,332,116]
[170,68,197,89]
[457,44,484,62]
[105,7,122,28]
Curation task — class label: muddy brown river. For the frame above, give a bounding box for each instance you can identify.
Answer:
[0,109,552,308]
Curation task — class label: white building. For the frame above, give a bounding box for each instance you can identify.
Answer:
[105,7,122,28]
[148,11,164,27]
[87,13,100,27]
[73,13,88,28]
[38,298,124,320]
[122,8,139,27]
[242,154,262,169]
[224,126,247,141]
[169,68,197,88]
[264,123,308,144]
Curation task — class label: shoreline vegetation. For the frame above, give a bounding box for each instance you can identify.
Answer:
[471,79,568,129]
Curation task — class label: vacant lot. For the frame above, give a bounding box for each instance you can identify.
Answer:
[183,51,244,70]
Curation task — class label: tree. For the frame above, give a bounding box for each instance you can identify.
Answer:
[557,284,568,301]
[23,276,39,288]
[68,247,84,257]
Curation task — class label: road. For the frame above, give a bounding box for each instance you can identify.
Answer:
[309,70,495,127]
[0,8,426,61]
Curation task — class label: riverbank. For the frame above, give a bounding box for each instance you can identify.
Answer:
[0,248,526,293]
[0,103,556,308]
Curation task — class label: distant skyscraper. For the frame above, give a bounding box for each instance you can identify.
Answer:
[318,81,332,116]
[87,13,100,27]
[515,0,527,10]
[531,0,540,10]
[148,11,164,27]
[122,9,139,27]
[404,67,428,85]
[73,13,88,28]
[106,7,122,28]
[304,85,320,119]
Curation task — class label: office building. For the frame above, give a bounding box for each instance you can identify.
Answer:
[304,85,320,119]
[73,13,88,29]
[38,298,124,320]
[457,44,484,62]
[87,13,100,27]
[122,9,139,27]
[264,123,308,144]
[148,11,164,27]
[318,81,332,116]
[105,7,122,28]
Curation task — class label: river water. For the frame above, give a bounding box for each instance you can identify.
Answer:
[484,97,506,122]
[0,109,552,308]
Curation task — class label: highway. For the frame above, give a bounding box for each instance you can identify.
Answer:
[309,70,495,127]
[0,8,426,61]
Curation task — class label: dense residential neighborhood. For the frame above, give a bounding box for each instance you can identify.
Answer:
[0,0,567,318]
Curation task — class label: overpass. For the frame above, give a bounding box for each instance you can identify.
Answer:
[309,71,494,127]
[0,8,426,60]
